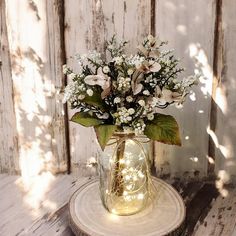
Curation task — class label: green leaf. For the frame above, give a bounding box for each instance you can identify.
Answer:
[94,125,117,150]
[71,112,104,127]
[144,114,181,146]
[83,91,105,109]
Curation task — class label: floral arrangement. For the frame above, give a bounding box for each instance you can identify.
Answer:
[63,35,197,150]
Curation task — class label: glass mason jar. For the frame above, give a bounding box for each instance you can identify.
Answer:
[98,131,153,216]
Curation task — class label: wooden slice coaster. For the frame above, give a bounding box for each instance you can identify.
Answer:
[69,178,185,236]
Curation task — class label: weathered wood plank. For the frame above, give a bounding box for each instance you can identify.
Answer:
[0,0,19,174]
[64,0,151,176]
[5,0,68,175]
[193,187,236,236]
[154,0,216,177]
[214,0,236,180]
[0,173,89,236]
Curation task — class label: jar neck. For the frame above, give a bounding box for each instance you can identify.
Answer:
[112,131,149,140]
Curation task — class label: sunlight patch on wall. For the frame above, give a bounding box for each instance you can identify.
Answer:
[215,170,230,197]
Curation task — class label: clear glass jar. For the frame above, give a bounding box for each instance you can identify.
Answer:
[98,132,152,215]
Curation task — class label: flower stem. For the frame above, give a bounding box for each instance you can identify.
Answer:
[111,139,126,196]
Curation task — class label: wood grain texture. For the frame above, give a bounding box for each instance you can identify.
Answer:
[213,0,236,180]
[64,0,151,176]
[154,0,216,177]
[5,0,68,175]
[1,174,236,236]
[0,173,89,236]
[69,178,185,236]
[193,186,236,236]
[0,0,19,174]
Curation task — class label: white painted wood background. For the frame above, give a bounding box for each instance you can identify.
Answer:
[0,0,235,181]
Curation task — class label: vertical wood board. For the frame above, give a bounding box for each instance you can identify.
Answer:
[0,0,19,174]
[214,0,236,179]
[5,0,67,176]
[154,0,216,177]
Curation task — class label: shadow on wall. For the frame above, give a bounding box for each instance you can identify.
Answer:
[155,0,236,195]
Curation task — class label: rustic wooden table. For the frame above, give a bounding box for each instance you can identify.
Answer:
[69,178,185,236]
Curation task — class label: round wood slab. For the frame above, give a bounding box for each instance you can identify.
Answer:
[69,178,185,236]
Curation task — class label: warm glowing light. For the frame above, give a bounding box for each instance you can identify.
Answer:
[215,170,230,197]
[125,160,131,165]
[207,156,215,164]
[138,171,145,178]
[111,209,117,214]
[125,175,131,180]
[190,157,198,162]
[137,193,144,200]
[176,25,187,35]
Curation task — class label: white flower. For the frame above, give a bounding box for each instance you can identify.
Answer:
[68,72,76,80]
[143,90,150,96]
[147,113,154,120]
[63,81,79,103]
[137,60,161,73]
[126,96,133,102]
[138,100,145,107]
[128,108,135,115]
[84,67,111,98]
[114,97,121,103]
[117,77,131,91]
[133,120,146,135]
[84,67,110,89]
[114,56,123,65]
[86,89,93,96]
[131,71,144,95]
[155,86,182,105]
[96,112,109,119]
[78,94,85,100]
[102,66,110,74]
[63,64,69,74]
[127,68,134,75]
[147,34,155,44]
[127,116,132,121]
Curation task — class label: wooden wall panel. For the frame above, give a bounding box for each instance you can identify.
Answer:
[5,0,68,177]
[0,0,19,174]
[64,0,150,176]
[214,0,236,181]
[154,0,216,177]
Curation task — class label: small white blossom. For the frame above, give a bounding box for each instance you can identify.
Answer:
[127,68,134,75]
[63,65,70,74]
[96,112,109,119]
[86,89,93,96]
[127,116,132,121]
[117,77,131,91]
[147,113,154,120]
[68,72,76,80]
[114,97,121,103]
[114,56,123,65]
[78,94,85,100]
[63,81,79,103]
[143,90,150,96]
[133,120,146,135]
[126,96,133,102]
[138,100,145,107]
[103,66,110,74]
[128,108,135,115]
